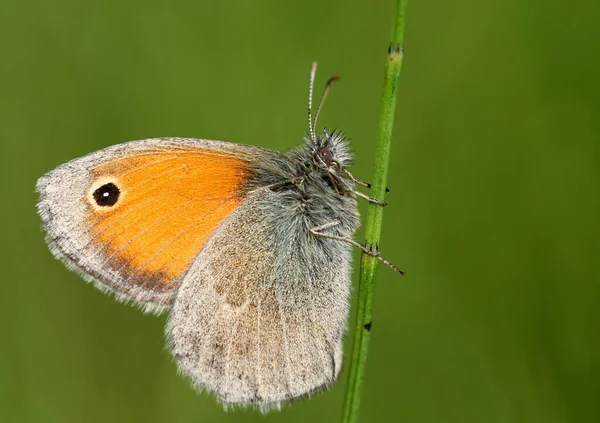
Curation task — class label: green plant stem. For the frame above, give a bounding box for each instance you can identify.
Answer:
[341,1,407,422]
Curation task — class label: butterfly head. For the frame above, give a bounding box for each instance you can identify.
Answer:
[310,129,352,172]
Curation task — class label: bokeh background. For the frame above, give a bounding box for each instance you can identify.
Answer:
[1,0,599,422]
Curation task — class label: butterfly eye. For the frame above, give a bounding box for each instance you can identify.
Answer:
[316,146,333,166]
[93,182,120,207]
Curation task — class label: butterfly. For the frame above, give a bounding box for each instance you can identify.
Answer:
[36,62,400,412]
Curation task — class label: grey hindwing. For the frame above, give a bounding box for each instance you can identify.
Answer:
[167,187,356,411]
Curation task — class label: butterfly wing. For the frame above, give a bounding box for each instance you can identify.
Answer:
[167,187,353,410]
[36,138,267,312]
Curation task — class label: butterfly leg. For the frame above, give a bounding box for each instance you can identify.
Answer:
[310,220,404,275]
[342,168,390,193]
[354,190,388,206]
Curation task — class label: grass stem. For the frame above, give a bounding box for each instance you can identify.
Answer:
[341,1,408,422]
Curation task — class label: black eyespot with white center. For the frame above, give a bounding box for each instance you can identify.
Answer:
[93,182,120,207]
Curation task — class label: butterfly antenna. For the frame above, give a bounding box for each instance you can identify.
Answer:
[313,76,340,134]
[308,62,318,143]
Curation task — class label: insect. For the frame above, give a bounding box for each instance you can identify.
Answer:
[36,62,401,412]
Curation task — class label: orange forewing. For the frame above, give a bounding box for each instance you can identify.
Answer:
[86,146,251,291]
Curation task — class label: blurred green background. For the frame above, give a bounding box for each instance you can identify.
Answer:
[1,0,599,422]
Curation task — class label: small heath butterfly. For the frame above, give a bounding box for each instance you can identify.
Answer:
[36,63,401,411]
